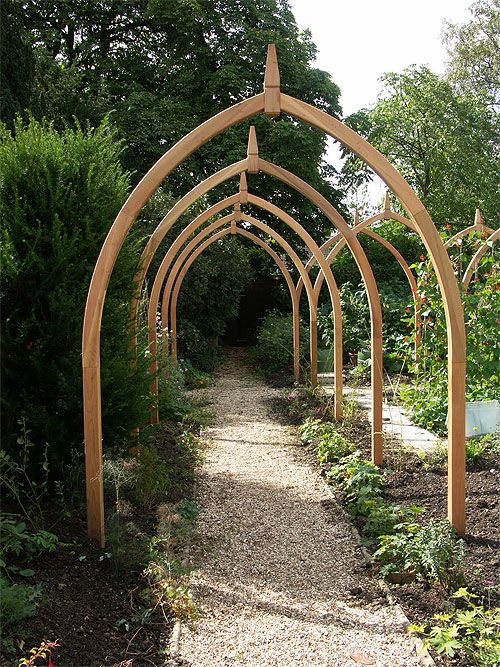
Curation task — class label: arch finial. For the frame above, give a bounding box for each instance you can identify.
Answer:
[354,208,360,226]
[233,202,241,223]
[383,190,390,213]
[474,207,484,228]
[239,171,248,204]
[264,44,281,117]
[247,126,259,174]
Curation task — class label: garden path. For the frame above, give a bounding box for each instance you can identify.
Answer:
[176,348,421,667]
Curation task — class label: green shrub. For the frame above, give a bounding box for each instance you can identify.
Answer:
[251,311,309,377]
[133,445,172,508]
[0,117,151,478]
[374,519,465,592]
[328,453,385,516]
[0,576,41,630]
[298,418,353,465]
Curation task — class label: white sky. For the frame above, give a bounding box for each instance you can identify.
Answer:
[288,0,473,208]
[289,0,472,116]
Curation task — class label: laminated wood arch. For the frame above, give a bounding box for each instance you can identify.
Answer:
[139,158,348,421]
[167,212,322,370]
[155,223,305,424]
[83,44,465,545]
[301,213,422,360]
[462,228,500,289]
[445,208,495,248]
[148,210,319,423]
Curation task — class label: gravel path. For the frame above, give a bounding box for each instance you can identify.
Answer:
[178,349,421,667]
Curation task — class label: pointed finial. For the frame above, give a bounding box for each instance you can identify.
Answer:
[247,125,259,174]
[384,190,390,212]
[239,171,248,204]
[230,218,237,234]
[264,44,281,117]
[474,207,484,227]
[233,202,241,223]
[354,208,360,226]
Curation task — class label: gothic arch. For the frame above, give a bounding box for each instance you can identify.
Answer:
[83,45,465,544]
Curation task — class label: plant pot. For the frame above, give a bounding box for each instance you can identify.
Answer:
[317,347,334,373]
[386,570,416,584]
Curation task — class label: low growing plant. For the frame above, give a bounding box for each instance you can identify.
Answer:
[374,519,465,592]
[328,453,385,516]
[409,588,500,666]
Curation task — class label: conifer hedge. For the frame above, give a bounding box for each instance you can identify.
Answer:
[0,118,151,476]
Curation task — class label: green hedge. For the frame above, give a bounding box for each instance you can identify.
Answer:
[0,117,151,477]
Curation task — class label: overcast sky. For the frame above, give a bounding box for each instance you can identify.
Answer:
[287,0,474,206]
[289,0,473,116]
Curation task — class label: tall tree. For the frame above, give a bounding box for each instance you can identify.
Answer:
[443,0,500,110]
[341,67,498,228]
[16,0,345,241]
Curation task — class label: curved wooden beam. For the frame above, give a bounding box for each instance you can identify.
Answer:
[83,52,465,544]
[309,227,422,360]
[157,225,303,420]
[143,170,346,420]
[462,228,500,289]
[149,212,317,423]
[256,159,384,469]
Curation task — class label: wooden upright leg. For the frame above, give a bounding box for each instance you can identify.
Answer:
[310,316,317,388]
[448,360,466,534]
[83,364,105,547]
[292,300,300,382]
[371,324,383,466]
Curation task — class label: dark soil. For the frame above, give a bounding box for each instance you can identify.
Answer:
[5,420,202,667]
[384,453,500,620]
[7,514,168,667]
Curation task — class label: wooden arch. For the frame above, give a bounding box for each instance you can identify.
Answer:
[299,209,422,360]
[142,166,344,410]
[462,228,500,289]
[166,212,330,369]
[446,208,495,248]
[162,220,312,396]
[157,207,310,379]
[83,44,465,544]
[148,210,318,423]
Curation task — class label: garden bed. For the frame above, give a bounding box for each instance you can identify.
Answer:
[268,388,499,624]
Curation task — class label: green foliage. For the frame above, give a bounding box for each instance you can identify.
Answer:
[0,576,41,630]
[374,519,465,592]
[466,430,500,466]
[298,418,354,465]
[0,117,151,478]
[397,251,500,434]
[16,0,345,235]
[342,66,498,227]
[328,454,385,516]
[251,311,309,377]
[410,588,500,665]
[0,514,59,577]
[318,279,413,366]
[443,0,500,110]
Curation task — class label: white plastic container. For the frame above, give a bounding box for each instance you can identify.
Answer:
[464,400,500,437]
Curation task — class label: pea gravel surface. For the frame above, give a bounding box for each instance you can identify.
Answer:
[178,349,421,667]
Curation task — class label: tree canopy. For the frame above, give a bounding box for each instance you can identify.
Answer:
[443,0,500,110]
[341,66,498,228]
